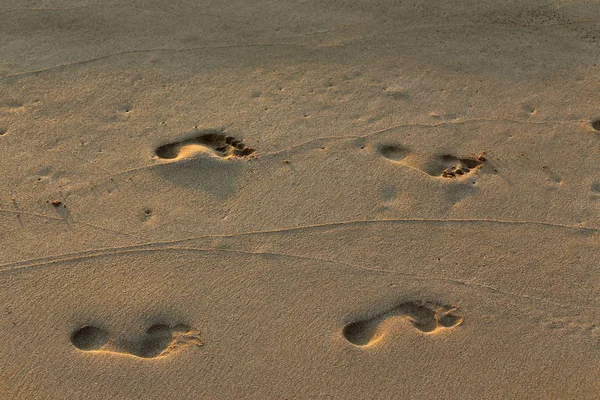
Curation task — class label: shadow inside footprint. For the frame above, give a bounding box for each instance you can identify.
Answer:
[438,313,463,328]
[133,324,174,358]
[342,319,383,347]
[122,324,199,359]
[71,326,109,351]
[378,145,410,162]
[343,302,463,347]
[399,302,439,333]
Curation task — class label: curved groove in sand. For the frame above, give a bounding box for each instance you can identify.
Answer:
[1,244,598,312]
[1,217,596,273]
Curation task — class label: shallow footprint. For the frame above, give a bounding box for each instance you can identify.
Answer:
[377,143,485,178]
[343,302,463,347]
[377,144,410,162]
[71,323,202,359]
[155,130,255,160]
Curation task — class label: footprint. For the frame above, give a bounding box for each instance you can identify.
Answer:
[71,323,202,359]
[343,302,463,347]
[130,324,195,358]
[378,145,410,162]
[71,325,109,351]
[155,131,255,160]
[377,144,485,178]
[435,154,485,178]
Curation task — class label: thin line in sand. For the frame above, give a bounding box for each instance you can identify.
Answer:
[1,245,598,312]
[1,216,596,272]
[0,208,145,240]
[0,218,597,312]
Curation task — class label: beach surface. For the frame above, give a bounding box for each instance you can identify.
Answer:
[1,1,599,398]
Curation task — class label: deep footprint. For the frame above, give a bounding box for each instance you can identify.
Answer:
[155,131,255,160]
[343,302,463,347]
[70,323,202,358]
[71,325,109,351]
[377,144,485,178]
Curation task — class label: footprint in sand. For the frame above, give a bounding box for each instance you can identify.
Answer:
[377,144,486,178]
[343,301,463,347]
[155,130,255,161]
[71,323,202,358]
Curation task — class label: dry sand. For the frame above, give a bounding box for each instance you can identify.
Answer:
[1,0,599,399]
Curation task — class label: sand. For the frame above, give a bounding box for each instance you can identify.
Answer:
[1,0,599,399]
